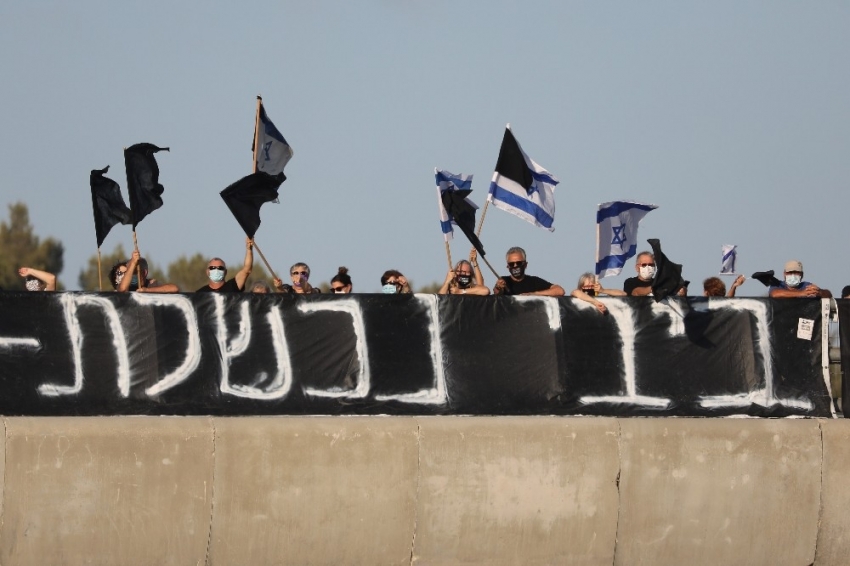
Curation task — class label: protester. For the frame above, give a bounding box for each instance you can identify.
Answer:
[117,251,178,293]
[274,262,320,294]
[571,272,625,313]
[439,259,490,296]
[493,246,565,296]
[623,251,655,296]
[381,270,412,294]
[330,267,353,294]
[250,281,271,293]
[18,267,56,291]
[842,285,850,299]
[768,260,831,298]
[196,238,254,292]
[108,261,128,291]
[703,275,745,297]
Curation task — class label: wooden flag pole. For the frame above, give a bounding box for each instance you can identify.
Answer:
[444,240,454,272]
[131,230,145,289]
[97,248,103,291]
[252,96,262,174]
[475,199,491,238]
[252,240,278,281]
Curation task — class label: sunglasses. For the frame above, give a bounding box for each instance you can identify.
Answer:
[639,263,656,268]
[507,261,525,268]
[208,266,225,271]
[331,286,347,293]
[291,270,308,276]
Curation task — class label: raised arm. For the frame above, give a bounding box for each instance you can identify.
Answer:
[18,267,57,291]
[469,248,485,287]
[117,251,139,293]
[234,238,254,290]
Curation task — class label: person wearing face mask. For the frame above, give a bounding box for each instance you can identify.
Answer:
[768,260,832,298]
[330,267,353,294]
[380,270,412,294]
[109,262,128,291]
[492,246,565,296]
[274,262,321,294]
[196,238,254,293]
[571,272,626,313]
[439,259,490,295]
[18,267,56,291]
[623,251,656,296]
[118,250,178,293]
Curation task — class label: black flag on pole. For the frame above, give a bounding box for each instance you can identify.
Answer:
[751,270,783,288]
[90,166,131,248]
[220,171,286,239]
[648,238,686,302]
[124,143,169,229]
[441,189,486,257]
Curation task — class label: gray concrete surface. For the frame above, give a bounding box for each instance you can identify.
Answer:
[0,416,846,565]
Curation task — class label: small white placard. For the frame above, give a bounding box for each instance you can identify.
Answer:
[797,318,814,340]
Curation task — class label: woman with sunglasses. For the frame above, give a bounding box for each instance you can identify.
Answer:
[274,262,321,294]
[330,267,353,294]
[380,270,412,294]
[108,261,128,290]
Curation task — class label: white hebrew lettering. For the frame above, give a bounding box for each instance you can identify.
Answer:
[578,298,671,408]
[132,294,202,396]
[299,299,370,399]
[698,298,812,411]
[39,294,130,397]
[217,297,293,400]
[375,294,447,404]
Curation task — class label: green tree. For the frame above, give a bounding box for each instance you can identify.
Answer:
[416,281,443,294]
[0,203,64,290]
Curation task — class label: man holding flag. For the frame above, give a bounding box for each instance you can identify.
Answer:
[493,246,565,296]
[196,238,255,293]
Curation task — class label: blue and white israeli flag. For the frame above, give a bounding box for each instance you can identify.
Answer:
[256,102,293,175]
[435,169,475,242]
[595,201,658,278]
[487,126,558,232]
[720,244,737,274]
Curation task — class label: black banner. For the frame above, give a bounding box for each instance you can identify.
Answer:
[838,300,850,418]
[0,293,831,417]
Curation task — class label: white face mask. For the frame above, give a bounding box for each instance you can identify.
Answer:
[639,266,656,279]
[785,274,802,288]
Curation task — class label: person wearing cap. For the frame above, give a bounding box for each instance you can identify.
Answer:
[768,260,831,298]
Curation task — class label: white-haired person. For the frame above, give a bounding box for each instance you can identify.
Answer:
[571,272,626,314]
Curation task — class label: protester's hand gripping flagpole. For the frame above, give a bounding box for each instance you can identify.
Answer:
[250,95,279,282]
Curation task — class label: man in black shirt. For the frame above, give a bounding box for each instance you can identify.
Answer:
[196,238,254,293]
[623,251,655,296]
[493,246,565,297]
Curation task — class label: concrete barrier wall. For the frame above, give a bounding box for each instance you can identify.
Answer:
[0,416,847,566]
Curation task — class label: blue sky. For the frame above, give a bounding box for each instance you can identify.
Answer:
[1,2,848,293]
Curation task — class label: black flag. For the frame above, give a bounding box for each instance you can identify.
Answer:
[220,171,286,238]
[90,166,131,248]
[441,189,486,257]
[751,270,783,288]
[124,143,169,229]
[648,238,686,302]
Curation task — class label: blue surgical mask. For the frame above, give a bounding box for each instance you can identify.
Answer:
[382,284,398,294]
[130,275,138,287]
[209,270,225,283]
[785,274,802,287]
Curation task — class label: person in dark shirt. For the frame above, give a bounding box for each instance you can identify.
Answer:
[196,238,254,293]
[274,262,322,294]
[623,251,655,296]
[492,246,565,297]
[118,251,178,293]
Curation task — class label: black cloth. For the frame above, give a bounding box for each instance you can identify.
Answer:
[196,278,244,293]
[498,275,553,295]
[623,277,653,295]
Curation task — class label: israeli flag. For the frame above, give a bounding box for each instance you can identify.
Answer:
[256,102,293,175]
[487,126,558,232]
[435,169,475,242]
[720,244,737,274]
[595,201,658,278]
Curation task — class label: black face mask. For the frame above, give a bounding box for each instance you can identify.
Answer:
[582,287,596,297]
[509,265,525,279]
[457,275,472,288]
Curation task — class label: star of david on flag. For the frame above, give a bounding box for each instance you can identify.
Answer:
[253,99,293,175]
[595,201,657,278]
